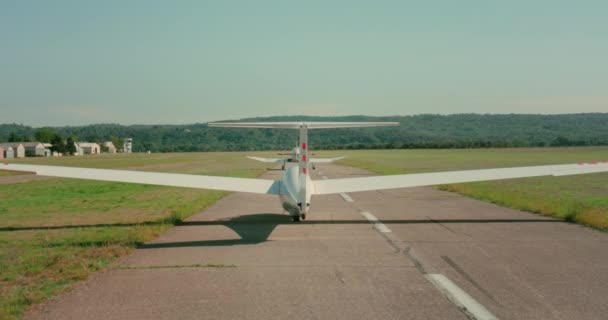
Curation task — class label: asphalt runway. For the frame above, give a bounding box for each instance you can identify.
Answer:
[27,164,608,320]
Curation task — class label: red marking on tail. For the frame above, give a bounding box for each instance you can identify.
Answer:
[302,167,307,174]
[589,161,598,165]
[301,143,307,150]
[3,163,8,166]
[302,155,307,162]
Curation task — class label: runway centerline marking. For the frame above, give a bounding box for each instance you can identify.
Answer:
[425,274,498,320]
[339,193,353,202]
[359,211,392,233]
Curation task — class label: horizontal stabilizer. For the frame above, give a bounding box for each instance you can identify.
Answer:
[246,156,286,163]
[0,163,281,195]
[313,162,608,195]
[311,156,345,163]
[209,122,399,129]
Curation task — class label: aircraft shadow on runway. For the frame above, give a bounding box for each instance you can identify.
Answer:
[139,214,291,248]
[0,214,563,248]
[136,213,563,249]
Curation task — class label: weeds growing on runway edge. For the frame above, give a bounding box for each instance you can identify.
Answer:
[438,177,608,230]
[0,152,269,320]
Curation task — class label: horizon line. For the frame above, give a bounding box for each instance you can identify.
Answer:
[1,112,607,128]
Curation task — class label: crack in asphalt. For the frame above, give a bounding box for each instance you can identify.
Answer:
[441,255,500,305]
[113,263,237,270]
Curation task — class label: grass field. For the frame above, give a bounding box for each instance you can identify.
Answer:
[324,147,608,230]
[0,152,272,320]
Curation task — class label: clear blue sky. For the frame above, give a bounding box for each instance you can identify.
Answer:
[1,1,606,126]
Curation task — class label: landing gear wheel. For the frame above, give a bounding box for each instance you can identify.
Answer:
[291,216,301,222]
[281,164,285,170]
[301,214,306,220]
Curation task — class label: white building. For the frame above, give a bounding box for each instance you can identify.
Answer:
[22,142,50,157]
[3,146,14,159]
[0,143,25,158]
[103,141,117,153]
[76,142,101,155]
[123,138,133,153]
[42,143,55,157]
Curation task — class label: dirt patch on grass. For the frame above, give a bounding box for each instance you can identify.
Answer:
[0,174,53,185]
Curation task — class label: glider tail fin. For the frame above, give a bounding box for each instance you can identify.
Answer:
[298,125,309,213]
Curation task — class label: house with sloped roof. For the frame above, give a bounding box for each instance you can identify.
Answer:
[76,142,101,155]
[41,143,59,156]
[0,143,25,158]
[21,142,50,157]
[103,141,117,153]
[3,146,14,159]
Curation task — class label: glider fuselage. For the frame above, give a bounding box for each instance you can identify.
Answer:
[278,166,313,219]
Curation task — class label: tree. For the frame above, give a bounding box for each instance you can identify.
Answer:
[551,136,571,147]
[35,128,57,143]
[7,132,30,142]
[110,136,124,152]
[50,134,66,154]
[65,137,77,155]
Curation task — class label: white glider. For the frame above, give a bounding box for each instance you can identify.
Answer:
[2,121,608,222]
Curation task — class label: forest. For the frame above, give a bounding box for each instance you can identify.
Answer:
[2,114,608,152]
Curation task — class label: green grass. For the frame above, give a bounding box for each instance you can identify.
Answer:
[326,147,608,230]
[325,147,608,174]
[0,152,271,320]
[4,152,276,176]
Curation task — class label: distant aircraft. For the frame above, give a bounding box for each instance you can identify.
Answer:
[2,122,608,222]
[247,142,344,170]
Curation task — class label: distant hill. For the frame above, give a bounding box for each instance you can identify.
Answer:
[2,114,608,152]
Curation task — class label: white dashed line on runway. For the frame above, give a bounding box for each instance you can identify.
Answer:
[339,193,353,202]
[425,274,498,320]
[359,211,391,233]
